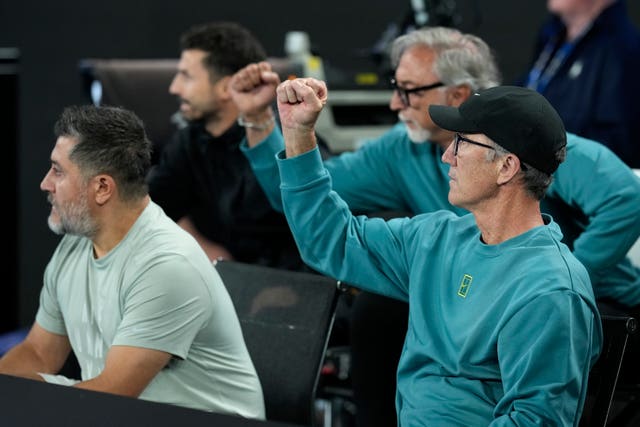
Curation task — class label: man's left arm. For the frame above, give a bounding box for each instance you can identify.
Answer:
[491,291,601,426]
[75,346,171,397]
[549,135,640,273]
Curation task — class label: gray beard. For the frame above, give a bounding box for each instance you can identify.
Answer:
[405,124,432,144]
[47,192,98,238]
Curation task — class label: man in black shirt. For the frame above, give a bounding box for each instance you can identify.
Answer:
[148,21,321,270]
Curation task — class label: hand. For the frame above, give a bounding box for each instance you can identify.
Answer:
[276,78,328,157]
[276,78,328,132]
[229,61,280,118]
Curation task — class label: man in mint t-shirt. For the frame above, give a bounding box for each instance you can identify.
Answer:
[0,105,265,419]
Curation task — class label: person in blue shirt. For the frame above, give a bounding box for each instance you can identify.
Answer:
[518,0,640,167]
[230,26,640,427]
[274,81,602,426]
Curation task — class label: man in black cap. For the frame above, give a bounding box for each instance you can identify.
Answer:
[269,80,603,426]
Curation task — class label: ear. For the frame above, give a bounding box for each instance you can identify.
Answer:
[496,154,522,185]
[216,75,233,101]
[447,84,472,107]
[92,174,115,206]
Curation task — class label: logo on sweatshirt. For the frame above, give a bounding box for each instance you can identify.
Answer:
[458,274,473,298]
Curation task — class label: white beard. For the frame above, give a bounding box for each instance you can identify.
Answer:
[406,125,432,144]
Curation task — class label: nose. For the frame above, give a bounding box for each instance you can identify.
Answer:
[389,90,405,112]
[169,74,180,95]
[40,168,55,193]
[442,140,457,166]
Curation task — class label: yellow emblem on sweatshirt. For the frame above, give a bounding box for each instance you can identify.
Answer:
[458,274,473,298]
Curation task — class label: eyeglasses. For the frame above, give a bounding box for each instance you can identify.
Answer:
[389,77,444,107]
[453,133,496,156]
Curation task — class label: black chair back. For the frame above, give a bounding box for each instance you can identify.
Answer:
[580,314,638,426]
[215,260,341,426]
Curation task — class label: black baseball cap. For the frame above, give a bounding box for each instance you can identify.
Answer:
[429,86,566,174]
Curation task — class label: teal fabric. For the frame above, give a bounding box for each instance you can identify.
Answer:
[242,126,640,306]
[276,147,602,426]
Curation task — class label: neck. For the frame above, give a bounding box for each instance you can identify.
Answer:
[205,102,238,137]
[471,190,544,245]
[92,196,150,258]
[561,0,614,41]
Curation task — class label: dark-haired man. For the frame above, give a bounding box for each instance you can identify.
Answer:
[0,105,265,418]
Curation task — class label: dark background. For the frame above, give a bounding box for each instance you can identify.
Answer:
[1,0,639,330]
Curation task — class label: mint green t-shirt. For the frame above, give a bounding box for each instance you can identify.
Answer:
[36,201,265,419]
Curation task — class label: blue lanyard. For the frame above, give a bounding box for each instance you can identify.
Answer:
[525,38,576,93]
[525,24,591,93]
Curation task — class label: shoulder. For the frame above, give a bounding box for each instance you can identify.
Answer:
[133,203,200,247]
[565,132,608,158]
[590,9,640,57]
[409,210,474,235]
[558,133,626,171]
[538,222,591,281]
[124,209,220,294]
[504,224,593,299]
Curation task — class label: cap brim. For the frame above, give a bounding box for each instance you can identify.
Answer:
[429,105,482,134]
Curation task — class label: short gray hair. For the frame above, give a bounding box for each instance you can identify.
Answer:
[390,26,501,92]
[487,143,566,200]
